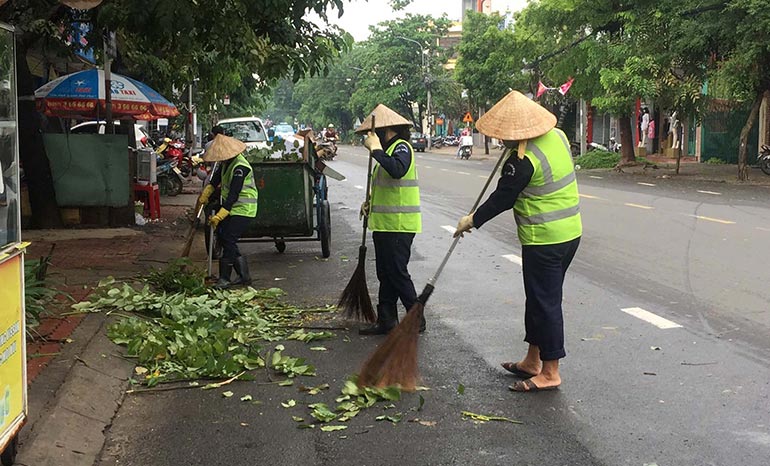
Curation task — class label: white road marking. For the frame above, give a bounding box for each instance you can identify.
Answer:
[441,168,450,172]
[502,254,522,266]
[441,225,456,234]
[621,307,682,329]
[423,165,433,168]
[691,215,735,225]
[757,227,770,232]
[457,171,471,175]
[417,155,424,159]
[697,190,722,195]
[354,185,364,190]
[625,203,654,210]
[580,194,602,200]
[637,182,656,187]
[478,175,488,179]
[590,175,603,179]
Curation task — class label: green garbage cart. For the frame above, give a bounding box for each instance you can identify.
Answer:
[206,134,336,258]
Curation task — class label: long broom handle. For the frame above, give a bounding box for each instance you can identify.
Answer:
[204,161,219,277]
[360,114,376,246]
[425,147,511,290]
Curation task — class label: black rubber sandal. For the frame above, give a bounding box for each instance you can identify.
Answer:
[509,378,560,392]
[500,362,538,378]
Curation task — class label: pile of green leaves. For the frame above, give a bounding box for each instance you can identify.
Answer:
[296,375,404,429]
[244,139,303,163]
[147,258,206,294]
[72,278,332,386]
[574,150,621,169]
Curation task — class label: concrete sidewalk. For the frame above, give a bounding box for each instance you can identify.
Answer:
[16,197,193,466]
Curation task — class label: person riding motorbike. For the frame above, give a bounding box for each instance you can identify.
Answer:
[457,132,474,158]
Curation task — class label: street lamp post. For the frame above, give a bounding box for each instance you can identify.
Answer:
[396,36,432,150]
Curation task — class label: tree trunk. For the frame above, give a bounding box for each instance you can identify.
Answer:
[619,114,635,164]
[737,93,763,181]
[484,134,489,155]
[16,41,63,228]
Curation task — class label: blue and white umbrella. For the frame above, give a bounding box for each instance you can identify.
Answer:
[35,69,179,120]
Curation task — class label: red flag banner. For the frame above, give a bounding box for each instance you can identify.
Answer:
[536,81,548,99]
[559,77,575,95]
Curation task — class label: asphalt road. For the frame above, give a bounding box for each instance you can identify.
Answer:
[98,145,770,466]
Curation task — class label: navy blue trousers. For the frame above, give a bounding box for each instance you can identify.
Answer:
[372,231,418,312]
[217,215,251,261]
[521,237,580,361]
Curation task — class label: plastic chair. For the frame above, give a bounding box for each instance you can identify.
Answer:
[134,183,161,220]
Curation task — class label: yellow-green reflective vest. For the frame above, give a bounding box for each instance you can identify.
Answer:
[513,128,582,245]
[369,139,421,233]
[221,154,258,218]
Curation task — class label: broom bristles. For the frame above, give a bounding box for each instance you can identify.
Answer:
[337,245,376,322]
[358,302,424,391]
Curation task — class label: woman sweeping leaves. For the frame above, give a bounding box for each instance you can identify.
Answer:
[357,105,424,335]
[198,134,258,289]
[454,91,582,392]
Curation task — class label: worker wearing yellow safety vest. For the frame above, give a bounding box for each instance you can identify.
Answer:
[358,104,424,335]
[198,134,258,289]
[454,91,581,393]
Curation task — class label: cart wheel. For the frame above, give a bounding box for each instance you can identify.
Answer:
[204,226,223,259]
[275,241,286,253]
[1,435,18,466]
[319,200,331,258]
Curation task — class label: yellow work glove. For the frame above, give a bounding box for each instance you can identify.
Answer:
[363,131,383,152]
[197,184,215,207]
[359,200,370,220]
[453,213,474,238]
[208,207,229,229]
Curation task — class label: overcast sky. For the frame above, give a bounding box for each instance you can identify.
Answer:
[318,0,527,41]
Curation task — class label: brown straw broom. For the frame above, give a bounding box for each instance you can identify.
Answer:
[337,115,377,323]
[358,146,511,390]
[181,162,218,258]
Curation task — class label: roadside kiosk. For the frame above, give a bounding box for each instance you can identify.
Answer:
[0,22,26,466]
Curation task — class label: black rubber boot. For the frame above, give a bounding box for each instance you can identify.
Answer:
[231,256,252,287]
[359,304,398,335]
[214,259,233,289]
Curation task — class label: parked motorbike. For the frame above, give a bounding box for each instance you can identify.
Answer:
[157,157,184,196]
[431,136,445,148]
[444,135,459,146]
[156,137,193,178]
[458,145,472,160]
[759,144,770,175]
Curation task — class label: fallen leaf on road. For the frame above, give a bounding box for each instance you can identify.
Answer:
[292,416,304,422]
[240,395,253,401]
[310,346,327,351]
[650,346,662,351]
[320,425,348,432]
[222,391,234,398]
[457,384,465,395]
[461,411,522,425]
[135,367,148,375]
[282,399,297,408]
[643,372,656,376]
[240,422,249,427]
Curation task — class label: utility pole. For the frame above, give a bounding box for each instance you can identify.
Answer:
[103,32,115,134]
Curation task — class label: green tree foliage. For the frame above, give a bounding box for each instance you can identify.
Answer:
[455,12,520,110]
[0,0,352,226]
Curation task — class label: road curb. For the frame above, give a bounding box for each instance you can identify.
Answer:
[14,314,133,466]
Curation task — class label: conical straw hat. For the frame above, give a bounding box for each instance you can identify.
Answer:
[476,90,557,141]
[355,104,412,133]
[202,134,247,162]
